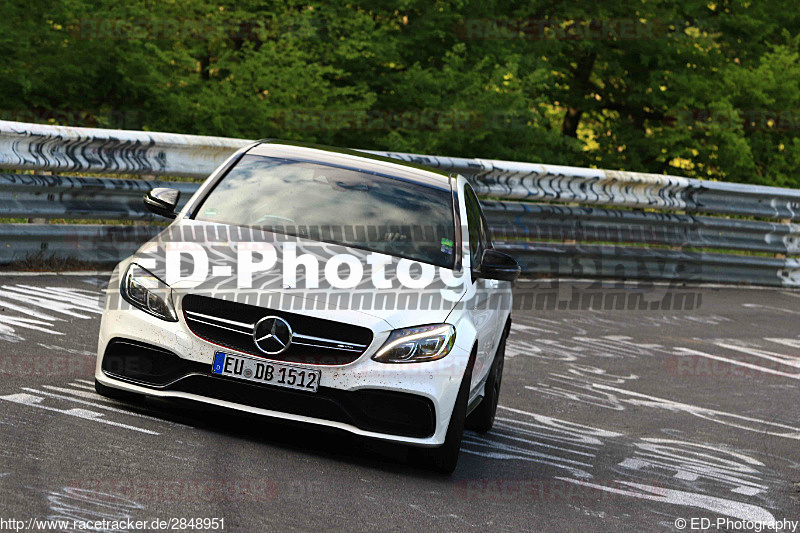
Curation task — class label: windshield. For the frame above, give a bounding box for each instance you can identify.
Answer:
[193,155,456,268]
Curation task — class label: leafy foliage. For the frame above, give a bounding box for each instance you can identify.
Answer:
[1,0,799,185]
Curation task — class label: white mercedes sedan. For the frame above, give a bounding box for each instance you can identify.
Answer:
[95,141,519,473]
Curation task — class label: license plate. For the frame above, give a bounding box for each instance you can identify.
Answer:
[211,351,320,393]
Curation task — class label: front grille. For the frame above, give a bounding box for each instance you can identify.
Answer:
[181,294,374,365]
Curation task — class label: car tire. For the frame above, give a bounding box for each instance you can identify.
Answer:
[95,379,142,403]
[466,325,508,433]
[411,349,475,474]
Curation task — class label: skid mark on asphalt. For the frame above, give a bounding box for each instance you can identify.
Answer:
[0,381,189,435]
[0,284,102,342]
[462,406,783,524]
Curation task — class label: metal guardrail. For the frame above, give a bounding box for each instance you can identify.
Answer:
[0,120,248,177]
[0,224,161,263]
[502,242,800,287]
[0,173,196,220]
[0,119,798,287]
[366,151,800,220]
[482,201,800,255]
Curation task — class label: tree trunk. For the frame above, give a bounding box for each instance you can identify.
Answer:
[562,107,583,138]
[561,52,597,138]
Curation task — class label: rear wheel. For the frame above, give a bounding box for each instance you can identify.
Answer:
[466,325,508,433]
[95,379,142,403]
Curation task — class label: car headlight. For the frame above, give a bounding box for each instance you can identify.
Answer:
[121,263,178,322]
[373,324,456,363]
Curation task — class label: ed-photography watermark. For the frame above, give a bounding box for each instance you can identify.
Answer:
[673,516,799,532]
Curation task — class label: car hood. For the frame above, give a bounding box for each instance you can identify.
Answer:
[133,220,468,331]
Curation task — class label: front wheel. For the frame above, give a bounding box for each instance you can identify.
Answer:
[466,330,507,433]
[411,350,475,474]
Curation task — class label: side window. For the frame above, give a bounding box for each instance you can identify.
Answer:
[478,199,492,250]
[464,184,488,268]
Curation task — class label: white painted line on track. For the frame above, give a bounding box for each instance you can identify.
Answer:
[674,347,800,378]
[592,383,800,439]
[65,383,96,391]
[36,386,192,429]
[490,422,596,456]
[554,477,776,523]
[32,387,157,418]
[0,393,159,435]
[0,297,61,321]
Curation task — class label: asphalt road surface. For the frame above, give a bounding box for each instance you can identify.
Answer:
[0,274,798,532]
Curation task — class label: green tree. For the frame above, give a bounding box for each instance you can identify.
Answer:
[1,0,799,186]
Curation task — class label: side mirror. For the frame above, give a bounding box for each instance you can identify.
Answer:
[144,188,180,219]
[475,249,521,282]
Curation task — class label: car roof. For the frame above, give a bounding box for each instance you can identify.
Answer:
[246,140,454,191]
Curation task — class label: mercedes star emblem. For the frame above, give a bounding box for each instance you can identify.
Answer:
[252,316,293,355]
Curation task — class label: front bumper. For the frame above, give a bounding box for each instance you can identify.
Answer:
[96,294,470,447]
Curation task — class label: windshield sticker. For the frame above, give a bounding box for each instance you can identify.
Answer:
[441,238,454,254]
